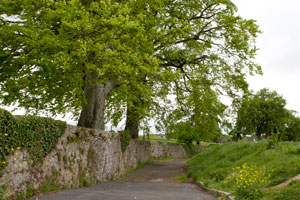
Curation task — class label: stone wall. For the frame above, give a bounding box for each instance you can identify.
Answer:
[0,125,188,198]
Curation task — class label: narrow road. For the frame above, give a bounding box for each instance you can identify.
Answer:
[34,159,217,200]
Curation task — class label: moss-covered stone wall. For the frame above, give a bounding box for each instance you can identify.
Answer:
[1,125,188,199]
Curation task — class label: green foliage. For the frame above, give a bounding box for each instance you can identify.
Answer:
[175,173,188,183]
[0,184,10,200]
[232,88,292,140]
[0,0,261,135]
[120,130,131,153]
[175,122,195,146]
[0,109,18,166]
[39,180,60,193]
[282,115,300,141]
[187,140,300,196]
[18,115,67,162]
[79,175,92,188]
[163,88,225,145]
[0,108,67,167]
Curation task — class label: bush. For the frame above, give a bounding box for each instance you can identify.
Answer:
[177,132,195,146]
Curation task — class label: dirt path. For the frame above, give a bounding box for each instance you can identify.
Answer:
[35,159,217,200]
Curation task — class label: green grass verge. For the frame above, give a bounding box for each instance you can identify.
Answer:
[188,140,300,199]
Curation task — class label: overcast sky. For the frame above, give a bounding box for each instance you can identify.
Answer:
[232,0,300,114]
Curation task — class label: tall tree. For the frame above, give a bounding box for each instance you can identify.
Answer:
[1,0,261,139]
[111,0,262,138]
[0,0,161,131]
[232,89,290,140]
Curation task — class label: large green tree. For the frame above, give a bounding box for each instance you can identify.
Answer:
[109,0,262,138]
[1,0,261,139]
[0,0,162,132]
[232,88,291,140]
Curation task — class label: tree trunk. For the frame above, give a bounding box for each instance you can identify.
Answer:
[78,72,117,130]
[125,105,139,139]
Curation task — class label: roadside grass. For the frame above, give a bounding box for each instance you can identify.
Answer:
[187,140,300,199]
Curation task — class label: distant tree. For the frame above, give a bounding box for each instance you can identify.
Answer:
[281,114,300,141]
[232,89,290,140]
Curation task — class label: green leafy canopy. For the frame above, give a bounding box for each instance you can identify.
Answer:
[1,0,261,136]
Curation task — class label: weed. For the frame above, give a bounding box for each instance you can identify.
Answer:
[175,174,188,183]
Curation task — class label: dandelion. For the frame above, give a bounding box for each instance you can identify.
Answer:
[17,147,20,150]
[15,153,18,155]
[13,158,16,161]
[11,148,14,151]
[2,161,6,164]
[18,164,22,167]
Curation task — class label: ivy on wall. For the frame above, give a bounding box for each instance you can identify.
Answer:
[0,109,67,169]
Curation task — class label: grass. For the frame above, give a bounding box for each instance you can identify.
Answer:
[175,173,188,183]
[138,135,178,144]
[138,135,216,146]
[262,180,300,200]
[187,140,300,199]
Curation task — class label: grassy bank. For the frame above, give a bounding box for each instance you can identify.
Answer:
[187,140,300,199]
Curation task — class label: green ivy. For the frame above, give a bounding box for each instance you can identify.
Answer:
[0,109,18,166]
[0,109,67,169]
[120,130,131,153]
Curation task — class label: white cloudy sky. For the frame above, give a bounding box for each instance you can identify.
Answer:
[232,0,300,114]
